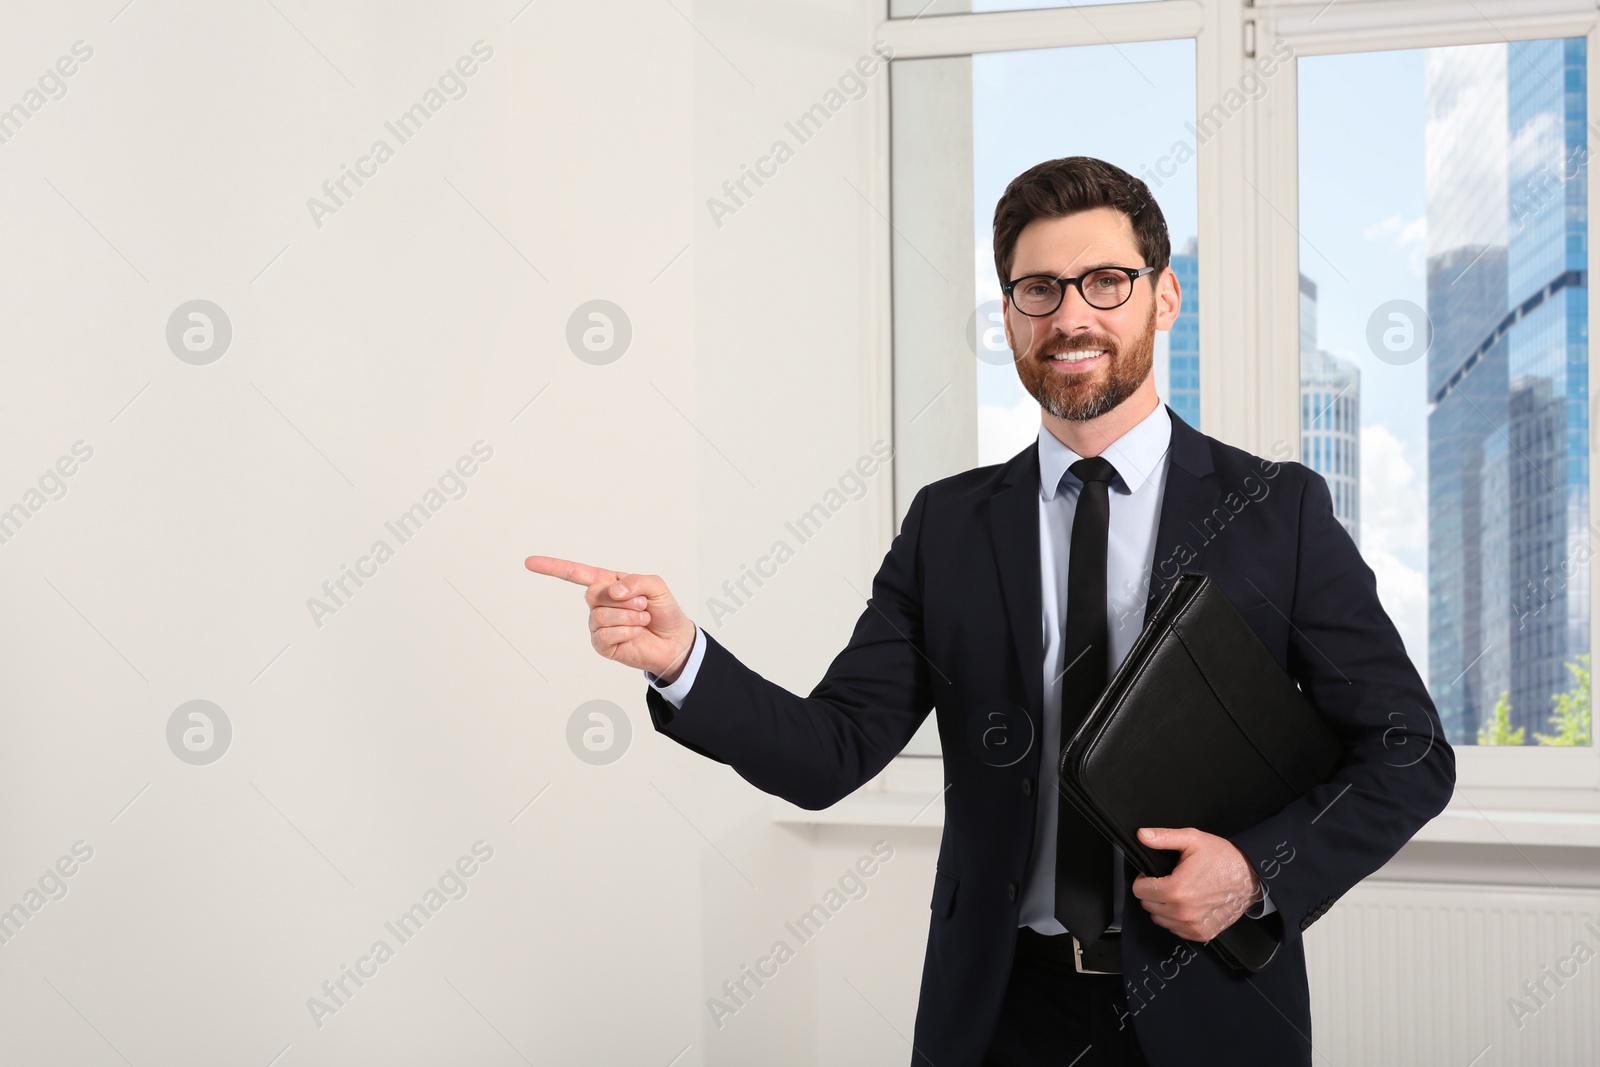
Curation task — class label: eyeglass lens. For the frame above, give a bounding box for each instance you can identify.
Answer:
[1012,269,1132,313]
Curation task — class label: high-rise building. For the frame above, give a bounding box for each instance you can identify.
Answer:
[1168,236,1200,428]
[1425,40,1589,744]
[1426,43,1512,745]
[1299,272,1318,358]
[1505,38,1589,737]
[1298,273,1361,543]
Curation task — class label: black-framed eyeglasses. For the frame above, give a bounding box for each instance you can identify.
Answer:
[1001,266,1156,316]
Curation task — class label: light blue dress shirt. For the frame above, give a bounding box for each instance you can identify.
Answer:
[648,401,1273,932]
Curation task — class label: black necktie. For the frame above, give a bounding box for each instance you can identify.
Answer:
[1054,455,1118,944]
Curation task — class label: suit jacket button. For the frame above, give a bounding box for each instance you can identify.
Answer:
[1021,777,1033,796]
[1007,882,1018,901]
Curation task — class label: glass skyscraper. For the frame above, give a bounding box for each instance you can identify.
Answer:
[1299,273,1361,544]
[1168,236,1200,428]
[1426,40,1589,743]
[1506,38,1589,738]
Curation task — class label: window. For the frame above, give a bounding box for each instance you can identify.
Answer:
[1297,39,1592,751]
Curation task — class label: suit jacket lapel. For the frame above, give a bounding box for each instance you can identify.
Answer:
[988,443,1045,742]
[1143,405,1221,620]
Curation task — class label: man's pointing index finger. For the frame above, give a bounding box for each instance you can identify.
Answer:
[525,556,618,587]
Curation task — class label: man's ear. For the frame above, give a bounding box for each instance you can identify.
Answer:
[1001,297,1015,354]
[1154,267,1182,331]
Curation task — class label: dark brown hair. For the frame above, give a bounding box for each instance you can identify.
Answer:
[991,156,1170,290]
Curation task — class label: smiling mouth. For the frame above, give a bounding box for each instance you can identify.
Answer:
[1047,349,1107,367]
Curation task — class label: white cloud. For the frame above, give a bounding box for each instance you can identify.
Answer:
[1358,421,1429,677]
[1364,215,1413,243]
[1508,110,1563,186]
[1367,545,1430,680]
[1363,213,1428,276]
[1360,422,1426,557]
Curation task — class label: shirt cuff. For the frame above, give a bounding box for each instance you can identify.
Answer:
[644,625,704,708]
[1245,881,1277,919]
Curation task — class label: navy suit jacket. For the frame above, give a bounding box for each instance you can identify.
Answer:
[644,406,1455,1066]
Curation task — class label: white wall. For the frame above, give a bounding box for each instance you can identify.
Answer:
[0,1,928,1064]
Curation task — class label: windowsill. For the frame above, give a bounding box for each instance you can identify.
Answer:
[1414,804,1600,848]
[770,759,1600,848]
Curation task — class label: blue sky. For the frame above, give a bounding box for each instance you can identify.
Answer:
[1297,49,1429,462]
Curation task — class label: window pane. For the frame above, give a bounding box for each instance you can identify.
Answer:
[1297,40,1591,748]
[972,39,1199,465]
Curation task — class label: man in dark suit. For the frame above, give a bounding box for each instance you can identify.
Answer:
[528,156,1455,1066]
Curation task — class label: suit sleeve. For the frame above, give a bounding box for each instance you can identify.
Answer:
[1227,468,1455,951]
[642,485,937,810]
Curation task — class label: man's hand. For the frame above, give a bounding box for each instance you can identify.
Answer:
[525,556,696,682]
[1130,826,1262,942]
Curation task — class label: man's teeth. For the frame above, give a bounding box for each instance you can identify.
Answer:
[1052,350,1105,363]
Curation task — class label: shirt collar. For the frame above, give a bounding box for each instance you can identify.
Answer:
[1038,401,1172,501]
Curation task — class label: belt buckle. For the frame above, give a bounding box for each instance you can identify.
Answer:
[1072,932,1118,975]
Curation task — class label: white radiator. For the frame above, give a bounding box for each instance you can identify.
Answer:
[1305,881,1600,1066]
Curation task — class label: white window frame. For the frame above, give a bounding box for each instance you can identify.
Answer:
[830,0,1600,827]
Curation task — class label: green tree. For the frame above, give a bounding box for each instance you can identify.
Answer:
[1477,690,1525,746]
[1535,654,1592,747]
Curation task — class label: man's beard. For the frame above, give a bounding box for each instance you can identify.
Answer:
[1013,301,1156,422]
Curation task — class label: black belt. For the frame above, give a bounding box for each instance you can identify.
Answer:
[1018,926,1122,974]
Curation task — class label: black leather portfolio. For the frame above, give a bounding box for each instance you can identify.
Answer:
[1057,571,1345,973]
